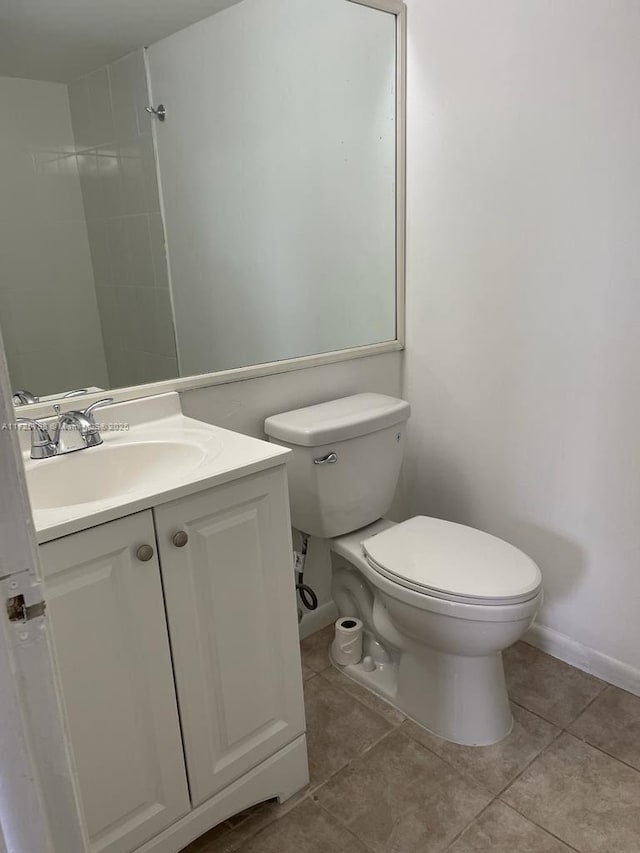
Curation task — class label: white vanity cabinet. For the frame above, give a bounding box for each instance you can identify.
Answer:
[39,510,190,853]
[154,467,306,807]
[39,465,307,853]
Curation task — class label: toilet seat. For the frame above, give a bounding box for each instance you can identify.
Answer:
[362,516,542,606]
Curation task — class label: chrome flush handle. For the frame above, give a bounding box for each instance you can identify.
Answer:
[313,452,338,465]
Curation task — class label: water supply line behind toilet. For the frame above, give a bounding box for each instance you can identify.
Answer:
[294,533,318,622]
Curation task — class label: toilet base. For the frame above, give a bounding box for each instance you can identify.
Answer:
[330,640,513,746]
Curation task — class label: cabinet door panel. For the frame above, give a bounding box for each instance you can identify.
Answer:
[40,512,190,853]
[155,468,306,806]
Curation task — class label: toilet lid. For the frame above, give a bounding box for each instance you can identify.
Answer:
[362,516,542,605]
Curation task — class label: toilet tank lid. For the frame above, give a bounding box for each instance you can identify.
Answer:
[264,393,411,447]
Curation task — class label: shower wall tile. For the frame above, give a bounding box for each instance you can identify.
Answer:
[96,146,123,219]
[86,220,113,288]
[154,291,177,358]
[33,149,86,222]
[149,213,170,288]
[107,218,129,285]
[140,132,161,213]
[126,215,155,288]
[77,150,101,220]
[68,48,177,390]
[110,53,141,143]
[119,140,148,216]
[68,77,92,151]
[86,68,114,147]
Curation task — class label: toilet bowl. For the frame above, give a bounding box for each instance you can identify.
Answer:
[330,517,542,745]
[264,393,543,746]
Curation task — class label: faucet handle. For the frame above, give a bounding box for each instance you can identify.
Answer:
[13,389,39,406]
[62,389,89,399]
[82,397,113,426]
[16,418,55,460]
[82,398,114,422]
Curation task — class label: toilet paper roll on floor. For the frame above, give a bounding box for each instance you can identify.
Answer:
[332,616,364,665]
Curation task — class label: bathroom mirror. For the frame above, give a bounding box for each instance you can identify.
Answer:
[0,0,405,408]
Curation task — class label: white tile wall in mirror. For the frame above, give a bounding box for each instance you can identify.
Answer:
[0,0,401,405]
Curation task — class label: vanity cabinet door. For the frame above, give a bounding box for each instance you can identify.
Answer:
[39,511,190,853]
[155,466,306,807]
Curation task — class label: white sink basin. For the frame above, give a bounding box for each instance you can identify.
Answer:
[27,441,208,510]
[22,392,291,544]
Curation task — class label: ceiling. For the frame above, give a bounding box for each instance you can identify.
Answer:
[0,0,243,83]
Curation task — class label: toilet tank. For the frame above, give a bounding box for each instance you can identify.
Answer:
[264,394,411,538]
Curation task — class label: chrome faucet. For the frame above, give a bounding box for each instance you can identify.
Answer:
[62,389,89,399]
[15,418,56,459]
[13,389,39,406]
[19,398,114,460]
[52,399,115,455]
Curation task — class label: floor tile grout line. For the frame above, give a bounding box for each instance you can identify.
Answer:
[294,722,403,807]
[316,668,406,730]
[212,717,638,853]
[560,681,610,730]
[361,720,404,755]
[491,725,565,801]
[219,809,283,853]
[311,724,575,853]
[508,692,604,731]
[509,697,567,728]
[314,800,378,852]
[303,662,332,676]
[555,730,640,780]
[494,799,583,853]
[308,724,401,800]
[216,791,315,853]
[392,727,578,851]
[494,725,566,804]
[398,723,498,799]
[397,707,564,806]
[316,776,492,853]
[302,666,403,799]
[493,732,590,851]
[498,730,640,853]
[441,798,498,851]
[304,732,405,851]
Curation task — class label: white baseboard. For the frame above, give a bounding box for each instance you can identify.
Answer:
[525,622,640,698]
[298,600,338,641]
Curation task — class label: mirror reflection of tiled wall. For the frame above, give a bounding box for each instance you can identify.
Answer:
[0,76,109,396]
[69,49,178,389]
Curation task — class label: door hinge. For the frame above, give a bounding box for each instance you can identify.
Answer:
[6,594,46,623]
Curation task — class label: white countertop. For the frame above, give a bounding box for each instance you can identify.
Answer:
[23,393,289,544]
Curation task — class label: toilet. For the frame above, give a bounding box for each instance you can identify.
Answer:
[264,394,542,746]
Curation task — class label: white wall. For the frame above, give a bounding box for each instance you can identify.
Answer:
[149,0,397,376]
[404,0,640,680]
[181,350,404,634]
[0,77,108,398]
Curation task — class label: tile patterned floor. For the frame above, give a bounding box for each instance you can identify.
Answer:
[183,626,640,853]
